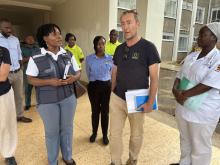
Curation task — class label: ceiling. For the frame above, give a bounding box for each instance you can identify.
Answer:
[14,0,65,6]
[0,0,67,11]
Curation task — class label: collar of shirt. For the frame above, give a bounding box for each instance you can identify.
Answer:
[66,44,77,49]
[41,47,66,61]
[0,33,14,39]
[190,47,218,62]
[108,40,120,45]
[92,53,109,60]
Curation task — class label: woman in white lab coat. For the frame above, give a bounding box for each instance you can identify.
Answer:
[171,22,220,165]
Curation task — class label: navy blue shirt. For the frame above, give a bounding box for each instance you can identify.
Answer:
[86,54,113,81]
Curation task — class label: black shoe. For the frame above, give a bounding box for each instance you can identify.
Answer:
[89,133,97,143]
[126,159,137,165]
[103,136,109,145]
[17,116,32,123]
[5,157,17,165]
[24,105,31,111]
[62,158,76,165]
[169,164,179,165]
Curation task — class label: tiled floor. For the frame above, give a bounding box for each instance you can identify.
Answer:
[1,93,220,165]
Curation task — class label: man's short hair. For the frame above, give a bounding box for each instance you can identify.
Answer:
[65,33,76,42]
[0,18,11,25]
[120,9,139,22]
[110,29,118,35]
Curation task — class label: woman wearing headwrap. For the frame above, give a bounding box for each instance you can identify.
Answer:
[170,22,220,165]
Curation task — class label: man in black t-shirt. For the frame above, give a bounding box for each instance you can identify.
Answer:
[109,10,160,165]
[0,46,17,164]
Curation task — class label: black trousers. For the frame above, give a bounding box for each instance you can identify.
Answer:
[87,80,111,137]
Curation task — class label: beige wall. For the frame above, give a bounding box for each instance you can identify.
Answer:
[31,11,50,36]
[136,0,147,40]
[51,0,165,80]
[0,7,47,41]
[51,0,110,81]
[108,0,117,31]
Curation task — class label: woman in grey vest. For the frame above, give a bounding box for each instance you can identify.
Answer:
[26,24,81,165]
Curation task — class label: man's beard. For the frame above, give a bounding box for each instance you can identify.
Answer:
[125,32,137,41]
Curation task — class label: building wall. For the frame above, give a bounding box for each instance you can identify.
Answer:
[194,0,210,36]
[0,8,47,41]
[212,0,220,8]
[180,10,191,33]
[161,41,174,61]
[162,0,216,62]
[136,0,147,40]
[163,18,176,33]
[162,18,175,61]
[143,0,165,54]
[51,0,110,81]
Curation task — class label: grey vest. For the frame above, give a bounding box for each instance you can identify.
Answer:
[32,50,75,104]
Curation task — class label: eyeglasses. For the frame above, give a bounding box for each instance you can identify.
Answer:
[123,46,129,60]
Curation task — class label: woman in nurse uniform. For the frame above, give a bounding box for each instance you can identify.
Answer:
[171,22,220,165]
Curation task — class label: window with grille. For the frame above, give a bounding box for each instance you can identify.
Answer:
[164,0,177,19]
[196,7,205,24]
[162,32,174,41]
[211,8,220,22]
[178,35,189,52]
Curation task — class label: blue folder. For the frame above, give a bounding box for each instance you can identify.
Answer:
[135,95,157,112]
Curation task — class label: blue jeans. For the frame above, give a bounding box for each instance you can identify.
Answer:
[37,95,77,165]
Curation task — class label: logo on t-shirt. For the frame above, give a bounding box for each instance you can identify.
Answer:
[131,52,139,60]
[215,65,220,72]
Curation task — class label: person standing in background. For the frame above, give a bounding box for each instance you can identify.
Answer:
[0,46,17,165]
[65,33,85,68]
[86,36,113,145]
[105,29,121,56]
[21,35,39,111]
[0,18,32,123]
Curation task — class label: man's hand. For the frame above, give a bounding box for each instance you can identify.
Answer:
[137,102,153,113]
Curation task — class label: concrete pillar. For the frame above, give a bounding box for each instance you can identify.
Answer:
[172,0,183,62]
[137,0,165,55]
[188,0,198,53]
[108,0,118,32]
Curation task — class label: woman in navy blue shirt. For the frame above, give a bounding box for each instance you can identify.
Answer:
[86,36,113,145]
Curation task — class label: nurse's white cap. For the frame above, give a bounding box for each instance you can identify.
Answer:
[206,22,220,42]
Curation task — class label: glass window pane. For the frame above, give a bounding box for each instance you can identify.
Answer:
[118,0,136,9]
[212,10,217,21]
[164,0,177,18]
[217,10,220,20]
[178,36,188,52]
